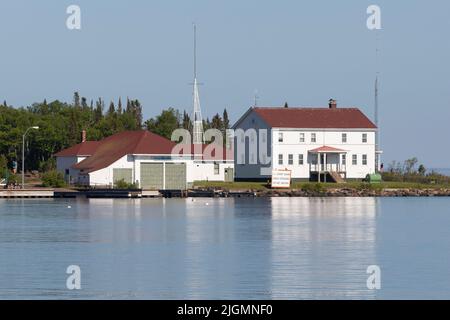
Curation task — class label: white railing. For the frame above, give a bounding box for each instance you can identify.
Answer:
[309,163,346,172]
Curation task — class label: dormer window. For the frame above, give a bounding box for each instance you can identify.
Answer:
[278,132,284,143]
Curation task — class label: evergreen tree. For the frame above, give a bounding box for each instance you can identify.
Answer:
[73,92,81,108]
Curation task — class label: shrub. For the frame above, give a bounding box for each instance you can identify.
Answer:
[114,179,138,189]
[41,170,66,188]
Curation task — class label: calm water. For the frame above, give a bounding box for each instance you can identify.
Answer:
[0,197,450,300]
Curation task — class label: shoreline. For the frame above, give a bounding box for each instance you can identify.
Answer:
[1,187,450,198]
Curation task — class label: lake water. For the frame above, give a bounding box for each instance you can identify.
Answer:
[0,197,449,300]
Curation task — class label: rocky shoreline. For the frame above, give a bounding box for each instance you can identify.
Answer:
[252,188,450,197]
[193,188,450,198]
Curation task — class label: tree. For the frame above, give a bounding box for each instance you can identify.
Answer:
[117,97,123,114]
[223,108,230,130]
[73,92,81,108]
[418,164,426,176]
[145,108,180,139]
[404,157,418,174]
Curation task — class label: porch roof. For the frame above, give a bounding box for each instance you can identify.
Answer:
[309,145,347,153]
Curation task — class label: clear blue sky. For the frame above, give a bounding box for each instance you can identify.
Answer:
[1,1,449,168]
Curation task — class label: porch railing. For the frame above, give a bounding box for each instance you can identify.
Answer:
[310,163,346,172]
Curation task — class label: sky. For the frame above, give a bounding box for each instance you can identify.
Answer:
[0,0,449,168]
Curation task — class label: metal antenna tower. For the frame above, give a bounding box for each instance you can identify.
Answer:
[192,23,204,145]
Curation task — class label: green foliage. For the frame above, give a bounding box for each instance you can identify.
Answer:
[145,108,181,139]
[0,154,7,175]
[41,170,66,188]
[0,93,144,172]
[384,157,449,185]
[114,179,138,190]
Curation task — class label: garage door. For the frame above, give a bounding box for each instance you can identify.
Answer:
[140,163,163,190]
[165,163,187,190]
[113,168,133,184]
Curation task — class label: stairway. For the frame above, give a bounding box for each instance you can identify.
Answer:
[329,171,346,183]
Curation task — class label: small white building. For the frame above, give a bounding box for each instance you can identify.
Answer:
[55,130,234,189]
[233,100,380,182]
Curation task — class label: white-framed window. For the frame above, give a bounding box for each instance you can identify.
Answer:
[342,133,347,143]
[214,163,220,175]
[299,133,305,143]
[299,154,304,165]
[341,154,347,166]
[278,132,283,143]
[362,133,367,143]
[311,133,317,143]
[278,154,283,165]
[288,154,293,165]
[362,154,368,165]
[352,154,358,165]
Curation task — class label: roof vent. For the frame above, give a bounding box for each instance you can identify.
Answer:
[329,99,337,109]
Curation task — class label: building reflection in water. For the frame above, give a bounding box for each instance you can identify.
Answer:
[269,197,379,299]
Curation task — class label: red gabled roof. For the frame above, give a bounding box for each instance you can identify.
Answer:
[73,130,177,173]
[309,146,347,153]
[54,141,101,157]
[174,144,234,160]
[253,107,377,129]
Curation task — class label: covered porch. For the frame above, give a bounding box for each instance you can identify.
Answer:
[309,146,347,183]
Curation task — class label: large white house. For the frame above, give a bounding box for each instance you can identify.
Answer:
[233,100,380,182]
[55,130,234,189]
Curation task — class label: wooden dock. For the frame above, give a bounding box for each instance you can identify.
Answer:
[0,189,54,198]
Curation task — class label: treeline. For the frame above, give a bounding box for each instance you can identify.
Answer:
[145,107,230,141]
[0,92,230,174]
[382,157,450,185]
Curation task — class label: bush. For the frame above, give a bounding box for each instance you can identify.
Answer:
[114,179,138,189]
[41,170,66,188]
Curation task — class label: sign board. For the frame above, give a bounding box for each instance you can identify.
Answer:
[271,169,291,189]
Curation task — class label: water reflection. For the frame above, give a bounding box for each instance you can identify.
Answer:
[0,196,424,300]
[269,197,378,299]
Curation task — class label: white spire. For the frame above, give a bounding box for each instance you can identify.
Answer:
[192,23,204,144]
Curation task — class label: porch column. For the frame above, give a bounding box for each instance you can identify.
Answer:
[317,153,320,182]
[324,153,327,183]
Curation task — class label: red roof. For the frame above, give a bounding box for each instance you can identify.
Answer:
[72,131,177,173]
[309,146,347,153]
[253,107,377,129]
[173,144,234,160]
[54,141,101,157]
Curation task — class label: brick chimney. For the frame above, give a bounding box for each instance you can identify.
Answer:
[81,130,86,143]
[329,99,337,109]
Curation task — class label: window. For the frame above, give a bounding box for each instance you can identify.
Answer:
[299,133,305,143]
[65,169,69,175]
[342,133,347,143]
[352,154,358,165]
[214,163,220,175]
[278,154,283,165]
[311,133,317,143]
[278,132,283,142]
[288,154,293,165]
[362,154,368,165]
[341,154,346,166]
[299,154,304,165]
[362,133,368,143]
